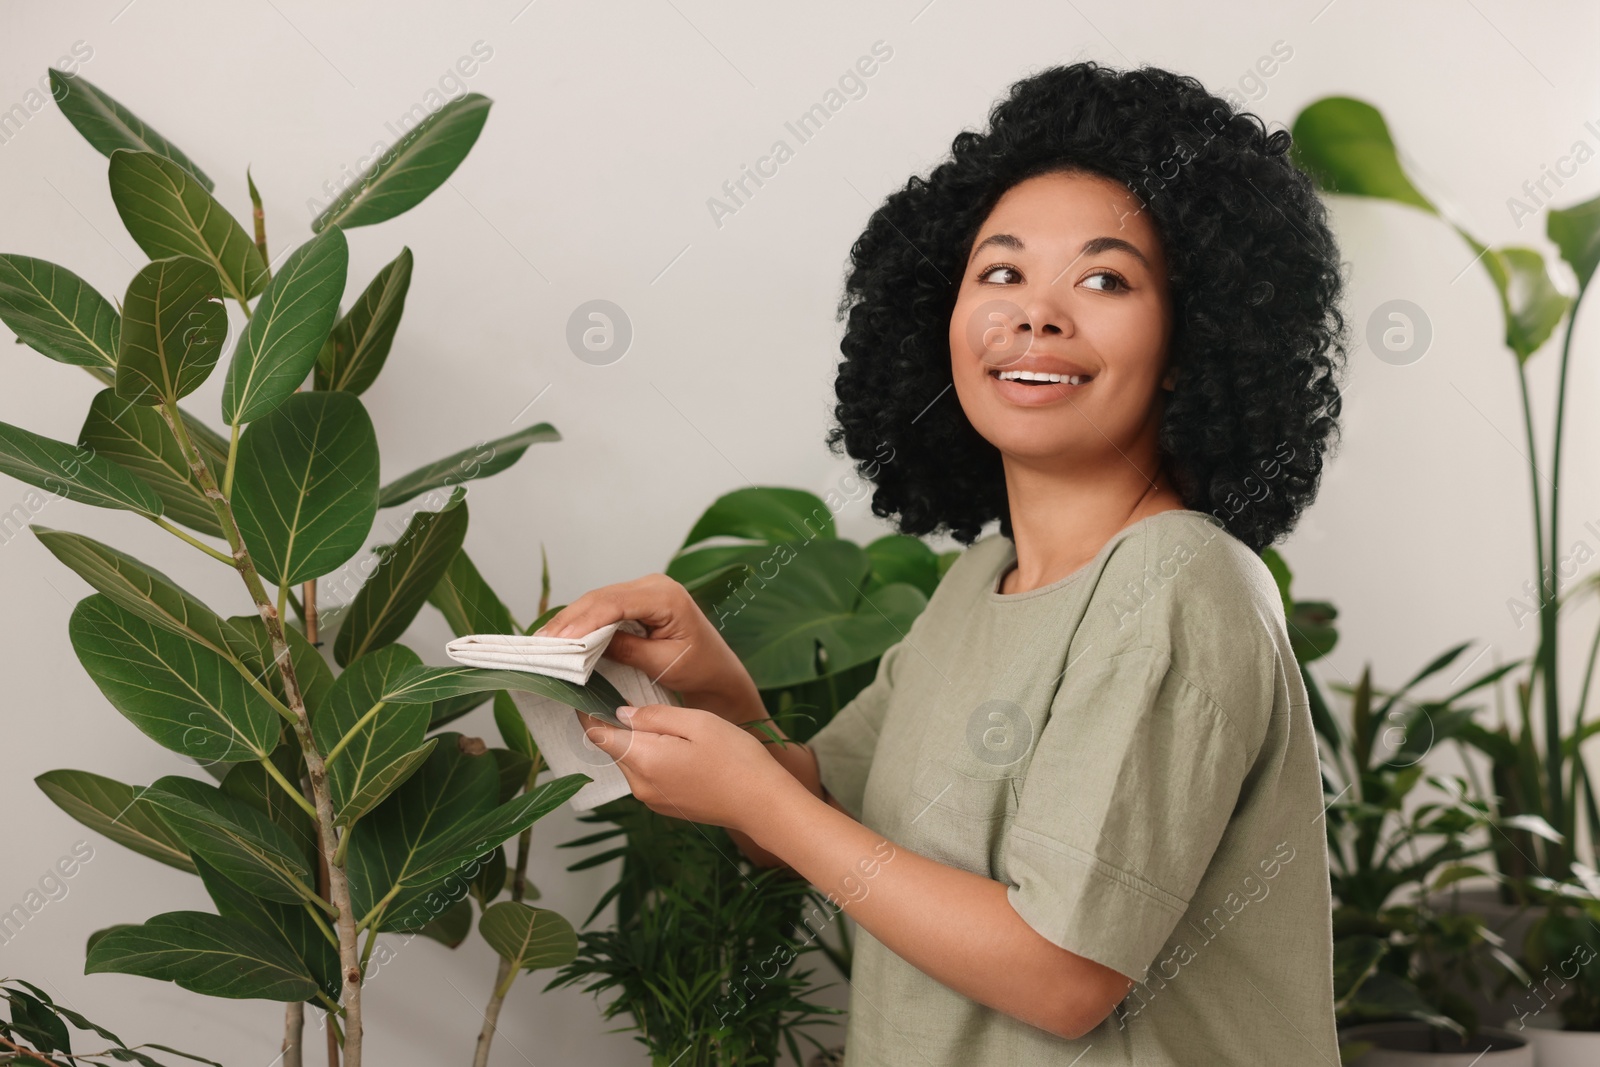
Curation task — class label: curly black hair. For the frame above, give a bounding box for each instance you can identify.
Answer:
[825,61,1348,554]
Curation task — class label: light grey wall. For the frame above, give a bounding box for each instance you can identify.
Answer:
[0,0,1591,1063]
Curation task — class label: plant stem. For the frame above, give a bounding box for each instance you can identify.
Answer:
[473,753,545,1067]
[261,754,321,820]
[156,400,366,1066]
[151,515,236,563]
[224,420,240,499]
[283,1002,304,1067]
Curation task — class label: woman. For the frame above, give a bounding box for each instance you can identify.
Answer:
[538,60,1347,1065]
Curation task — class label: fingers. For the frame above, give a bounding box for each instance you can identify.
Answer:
[534,573,683,638]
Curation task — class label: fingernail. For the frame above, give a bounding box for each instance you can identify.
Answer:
[617,705,636,723]
[585,727,606,745]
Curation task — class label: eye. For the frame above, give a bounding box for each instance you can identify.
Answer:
[976,263,1021,285]
[1083,269,1128,292]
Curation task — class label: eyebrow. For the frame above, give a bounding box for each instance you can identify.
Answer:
[968,232,1151,270]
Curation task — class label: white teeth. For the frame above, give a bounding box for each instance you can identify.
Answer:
[994,370,1091,385]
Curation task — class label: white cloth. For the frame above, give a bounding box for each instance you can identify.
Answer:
[443,619,675,811]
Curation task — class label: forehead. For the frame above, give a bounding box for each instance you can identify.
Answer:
[974,170,1162,263]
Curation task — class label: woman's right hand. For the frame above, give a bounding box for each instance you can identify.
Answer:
[533,572,761,718]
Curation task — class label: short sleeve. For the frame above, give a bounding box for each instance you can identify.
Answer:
[806,636,908,820]
[1003,643,1249,982]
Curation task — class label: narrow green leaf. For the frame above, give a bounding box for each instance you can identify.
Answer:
[142,775,316,904]
[34,768,195,873]
[108,149,267,304]
[32,525,258,663]
[312,94,492,232]
[232,390,379,586]
[69,594,279,763]
[0,254,120,368]
[377,423,559,509]
[84,909,317,1001]
[115,255,227,405]
[221,228,349,426]
[50,70,214,190]
[428,547,516,637]
[333,485,468,667]
[311,644,433,827]
[79,389,224,537]
[0,419,163,516]
[479,900,577,971]
[314,246,412,394]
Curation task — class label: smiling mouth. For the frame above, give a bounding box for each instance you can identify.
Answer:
[988,369,1093,386]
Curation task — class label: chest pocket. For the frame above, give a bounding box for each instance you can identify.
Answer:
[902,756,1021,875]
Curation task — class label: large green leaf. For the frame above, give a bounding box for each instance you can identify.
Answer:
[69,594,279,763]
[108,149,267,304]
[312,645,433,827]
[1288,97,1435,212]
[1475,244,1572,362]
[428,547,516,637]
[345,732,499,929]
[493,689,538,760]
[713,538,928,689]
[232,390,379,586]
[0,254,120,369]
[377,423,560,509]
[226,613,335,718]
[84,910,317,1002]
[79,389,224,537]
[114,255,227,406]
[222,750,318,873]
[314,246,413,394]
[383,663,630,729]
[1549,192,1600,293]
[333,485,469,667]
[479,900,577,972]
[194,857,340,1004]
[312,94,492,233]
[864,533,942,598]
[34,768,195,873]
[679,486,836,550]
[404,772,588,890]
[0,420,163,516]
[141,776,316,905]
[221,228,349,426]
[32,525,259,665]
[49,69,213,191]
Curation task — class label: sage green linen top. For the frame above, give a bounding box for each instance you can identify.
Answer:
[806,509,1339,1065]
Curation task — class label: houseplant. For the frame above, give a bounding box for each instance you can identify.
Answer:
[1268,548,1535,1062]
[546,485,955,1066]
[1290,95,1600,1058]
[1,70,610,1065]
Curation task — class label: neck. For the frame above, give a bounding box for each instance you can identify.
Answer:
[997,443,1186,595]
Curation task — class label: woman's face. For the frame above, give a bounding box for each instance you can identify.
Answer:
[948,169,1174,468]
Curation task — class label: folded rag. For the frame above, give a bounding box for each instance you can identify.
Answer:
[444,620,674,811]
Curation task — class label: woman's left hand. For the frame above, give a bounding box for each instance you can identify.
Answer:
[574,704,788,833]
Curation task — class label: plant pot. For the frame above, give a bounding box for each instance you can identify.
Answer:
[1500,1012,1600,1066]
[1340,1022,1532,1065]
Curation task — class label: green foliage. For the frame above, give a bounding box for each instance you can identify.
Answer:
[1,976,222,1065]
[4,69,590,1063]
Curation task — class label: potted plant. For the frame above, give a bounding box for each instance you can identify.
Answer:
[548,486,956,1066]
[1,70,620,1065]
[1290,95,1600,1059]
[1269,549,1532,1063]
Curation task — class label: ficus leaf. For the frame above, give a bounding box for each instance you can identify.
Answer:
[84,909,318,1002]
[0,254,120,369]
